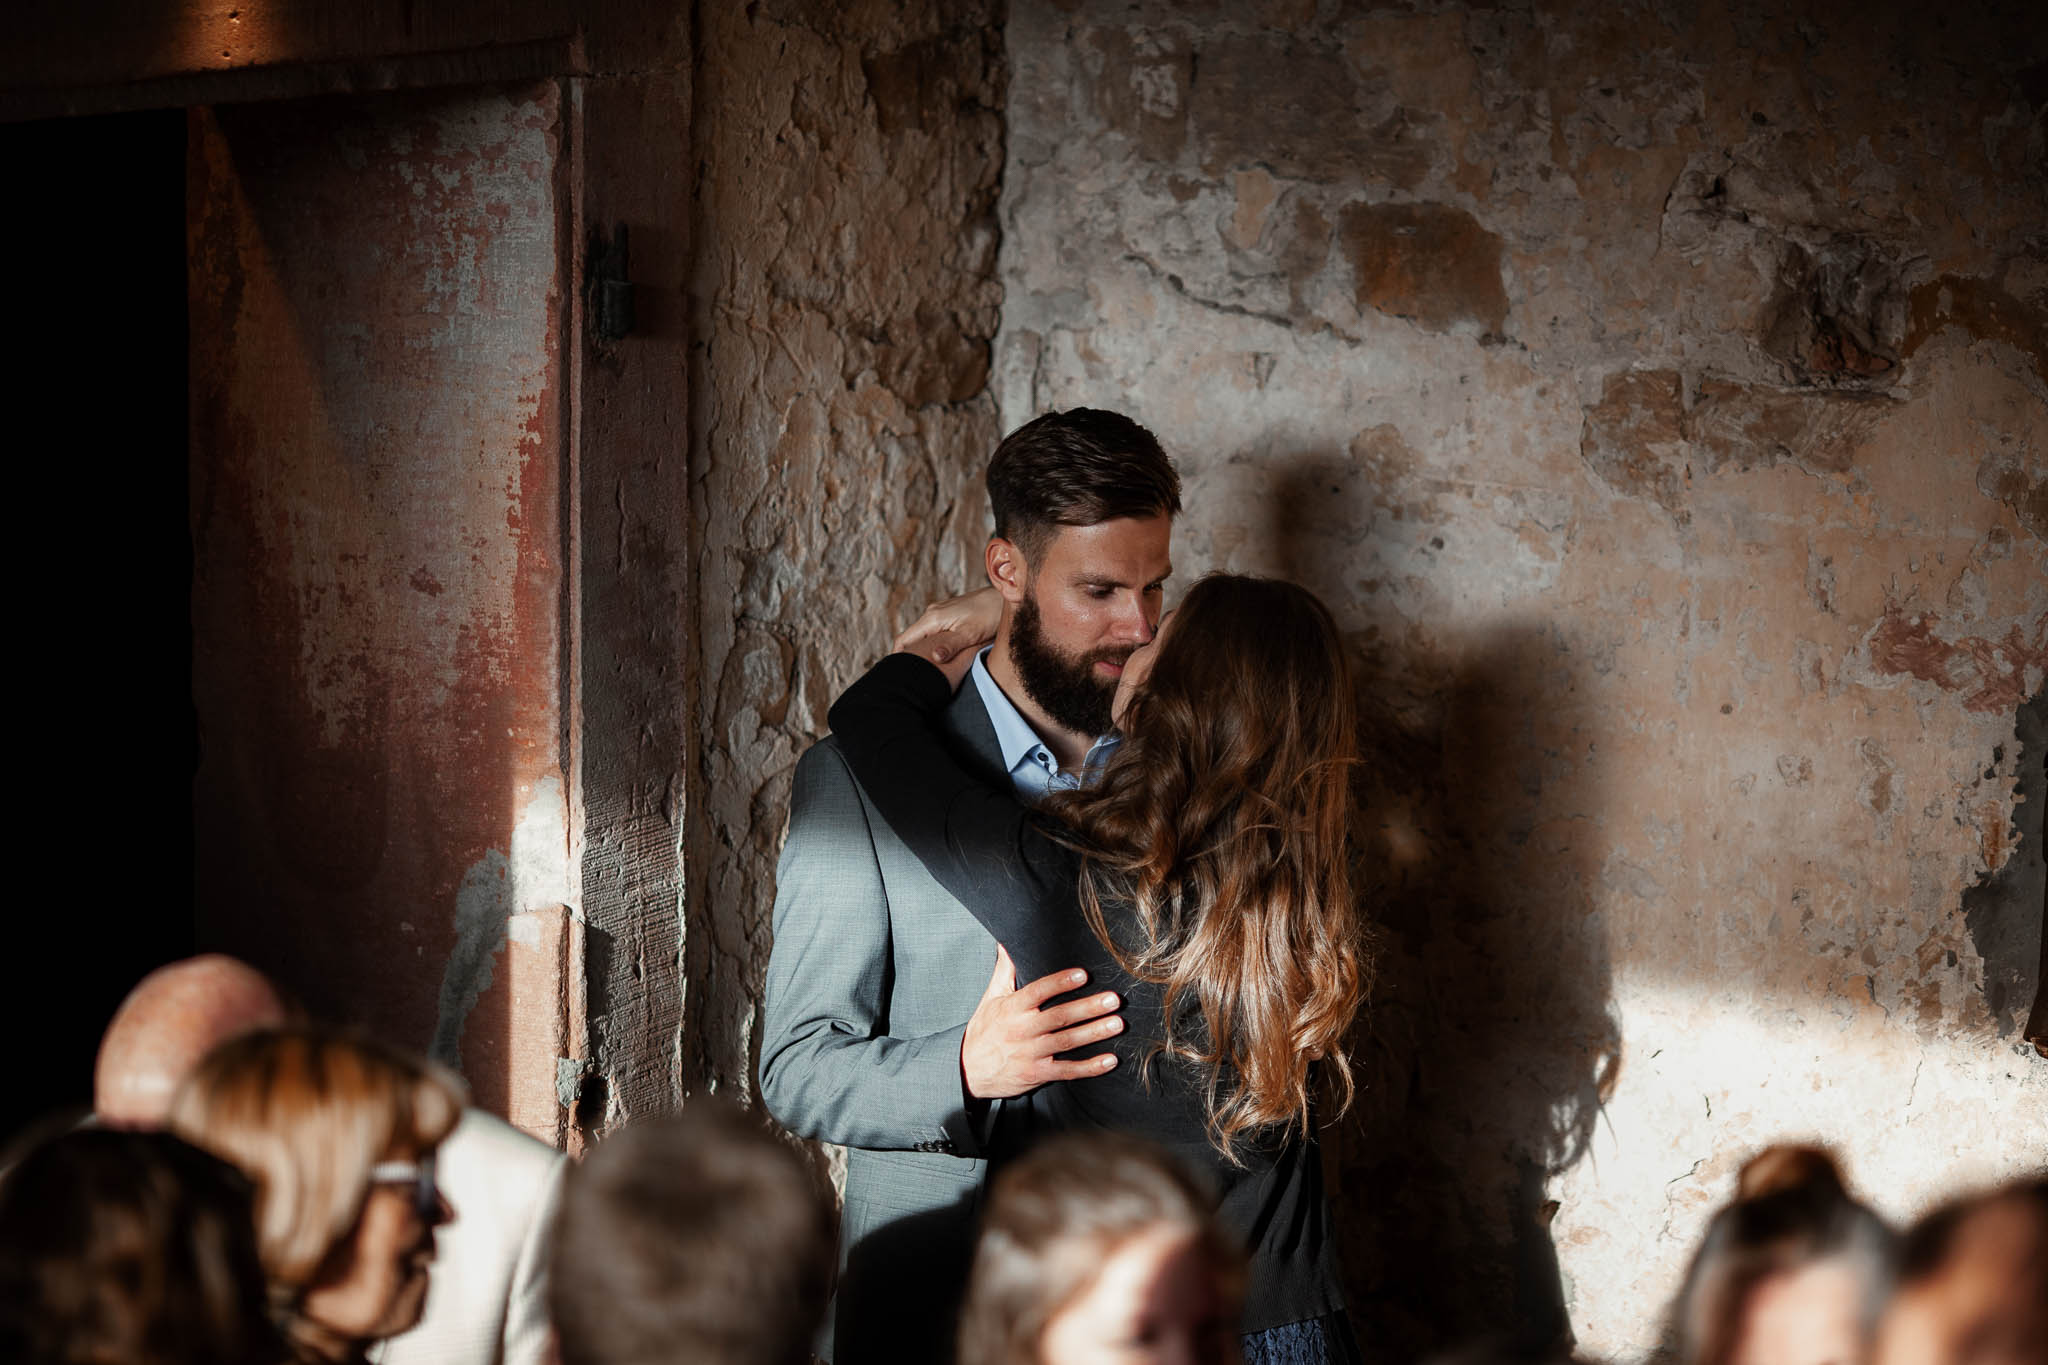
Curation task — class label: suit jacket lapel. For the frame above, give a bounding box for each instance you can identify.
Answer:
[939,674,1008,788]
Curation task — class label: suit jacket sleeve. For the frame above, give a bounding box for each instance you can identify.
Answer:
[758,740,987,1155]
[498,1151,567,1365]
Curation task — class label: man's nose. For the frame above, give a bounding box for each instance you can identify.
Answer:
[1112,594,1155,643]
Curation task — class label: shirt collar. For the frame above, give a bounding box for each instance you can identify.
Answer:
[970,647,1059,775]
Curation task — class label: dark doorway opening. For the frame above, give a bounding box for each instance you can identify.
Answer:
[0,108,192,1145]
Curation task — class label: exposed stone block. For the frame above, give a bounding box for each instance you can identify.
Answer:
[1083,25,1190,164]
[1579,369,1687,520]
[1762,237,1912,387]
[1337,200,1508,335]
[1684,380,1893,478]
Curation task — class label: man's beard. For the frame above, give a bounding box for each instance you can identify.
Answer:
[1010,592,1130,738]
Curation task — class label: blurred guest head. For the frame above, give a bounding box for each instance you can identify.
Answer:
[1873,1175,2047,1365]
[550,1100,833,1365]
[95,954,291,1128]
[959,1133,1246,1365]
[1670,1144,1897,1365]
[169,1026,463,1364]
[0,1125,285,1365]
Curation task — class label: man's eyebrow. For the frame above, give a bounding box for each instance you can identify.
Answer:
[1073,571,1173,589]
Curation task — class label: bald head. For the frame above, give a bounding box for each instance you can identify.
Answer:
[93,955,289,1128]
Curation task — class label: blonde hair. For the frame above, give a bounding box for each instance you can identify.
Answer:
[168,1028,463,1294]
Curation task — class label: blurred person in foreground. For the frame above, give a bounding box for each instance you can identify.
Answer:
[0,1125,287,1365]
[1873,1174,2047,1365]
[548,1099,834,1365]
[93,954,568,1365]
[169,1026,464,1365]
[1666,1144,1897,1365]
[94,952,294,1127]
[958,1132,1246,1365]
[831,573,1369,1362]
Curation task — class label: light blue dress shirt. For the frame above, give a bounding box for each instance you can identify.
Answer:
[968,648,1120,797]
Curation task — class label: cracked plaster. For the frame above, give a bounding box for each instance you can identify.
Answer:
[997,2,2047,1358]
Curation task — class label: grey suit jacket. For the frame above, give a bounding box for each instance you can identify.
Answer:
[760,683,1009,1365]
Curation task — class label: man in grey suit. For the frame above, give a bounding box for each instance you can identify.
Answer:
[760,409,1182,1364]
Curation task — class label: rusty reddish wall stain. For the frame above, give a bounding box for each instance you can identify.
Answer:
[1868,600,2048,715]
[188,83,569,1134]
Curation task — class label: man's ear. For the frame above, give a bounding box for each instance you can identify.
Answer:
[986,537,1030,605]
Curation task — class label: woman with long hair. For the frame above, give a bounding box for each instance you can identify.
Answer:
[827,572,1369,1363]
[168,1027,464,1365]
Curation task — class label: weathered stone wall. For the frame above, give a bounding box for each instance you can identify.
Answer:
[684,0,1005,1101]
[997,2,2047,1358]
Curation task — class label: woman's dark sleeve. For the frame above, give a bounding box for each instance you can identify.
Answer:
[826,653,1091,980]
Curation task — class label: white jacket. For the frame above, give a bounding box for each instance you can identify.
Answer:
[373,1109,567,1365]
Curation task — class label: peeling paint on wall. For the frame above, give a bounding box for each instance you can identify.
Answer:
[997,3,2048,1358]
[433,849,516,1067]
[431,775,572,1067]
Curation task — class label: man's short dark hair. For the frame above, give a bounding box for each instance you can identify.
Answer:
[550,1102,834,1365]
[986,408,1182,559]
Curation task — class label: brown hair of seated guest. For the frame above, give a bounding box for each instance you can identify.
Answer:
[957,1132,1246,1365]
[167,1027,464,1361]
[1669,1144,1897,1365]
[1875,1175,2048,1365]
[549,1100,834,1365]
[0,1126,287,1365]
[1045,573,1368,1162]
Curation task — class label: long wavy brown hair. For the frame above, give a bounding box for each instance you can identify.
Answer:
[1047,573,1368,1162]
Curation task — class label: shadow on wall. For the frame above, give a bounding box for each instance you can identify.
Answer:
[1260,454,1621,1362]
[1962,690,2047,1053]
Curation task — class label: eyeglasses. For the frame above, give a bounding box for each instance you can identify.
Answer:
[367,1151,439,1222]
